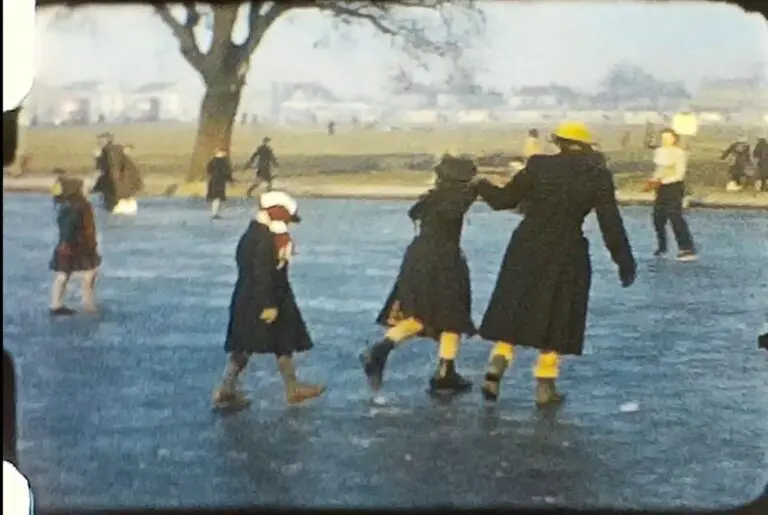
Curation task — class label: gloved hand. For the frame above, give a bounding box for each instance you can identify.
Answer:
[619,263,636,288]
[260,307,278,324]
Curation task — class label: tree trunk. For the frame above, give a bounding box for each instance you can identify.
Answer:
[187,75,243,181]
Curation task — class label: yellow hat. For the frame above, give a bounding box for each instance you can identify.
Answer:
[552,121,593,145]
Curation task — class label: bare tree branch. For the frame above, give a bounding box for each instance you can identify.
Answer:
[240,2,295,58]
[154,4,206,72]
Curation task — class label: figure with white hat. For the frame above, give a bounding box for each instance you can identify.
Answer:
[720,133,752,192]
[360,153,478,397]
[213,191,325,411]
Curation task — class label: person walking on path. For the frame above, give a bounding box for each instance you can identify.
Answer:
[244,137,278,195]
[206,147,234,219]
[474,121,637,408]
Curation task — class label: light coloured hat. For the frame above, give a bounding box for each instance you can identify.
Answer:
[258,190,301,222]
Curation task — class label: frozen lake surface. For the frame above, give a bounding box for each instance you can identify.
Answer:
[3,194,767,510]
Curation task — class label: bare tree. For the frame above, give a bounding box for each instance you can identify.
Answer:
[150,1,483,180]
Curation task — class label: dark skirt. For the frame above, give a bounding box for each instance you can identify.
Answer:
[49,247,102,274]
[206,179,227,202]
[224,279,313,357]
[376,236,476,340]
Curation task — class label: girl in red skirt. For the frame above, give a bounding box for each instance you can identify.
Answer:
[49,177,101,316]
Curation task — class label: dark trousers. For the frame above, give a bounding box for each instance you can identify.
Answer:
[729,164,746,184]
[758,162,768,191]
[246,170,273,196]
[653,181,695,253]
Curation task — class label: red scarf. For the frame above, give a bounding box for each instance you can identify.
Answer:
[258,206,294,268]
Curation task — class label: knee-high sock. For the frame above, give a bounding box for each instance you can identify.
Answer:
[533,351,560,379]
[438,332,460,360]
[384,317,424,344]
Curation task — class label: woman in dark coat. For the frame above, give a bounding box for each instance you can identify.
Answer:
[213,191,325,411]
[206,147,234,219]
[49,177,101,316]
[475,121,637,407]
[360,154,478,396]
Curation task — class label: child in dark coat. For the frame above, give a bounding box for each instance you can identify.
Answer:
[212,191,325,411]
[49,176,101,315]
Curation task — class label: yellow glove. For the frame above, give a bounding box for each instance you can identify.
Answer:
[51,182,62,196]
[260,307,278,324]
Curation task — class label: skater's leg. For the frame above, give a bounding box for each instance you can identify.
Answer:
[211,199,221,218]
[429,332,472,395]
[533,351,565,407]
[213,351,251,408]
[276,353,325,405]
[50,272,74,315]
[80,268,99,312]
[361,317,424,391]
[481,341,515,402]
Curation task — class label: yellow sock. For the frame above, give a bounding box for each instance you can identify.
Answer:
[385,317,424,344]
[438,332,460,360]
[533,351,560,379]
[491,341,515,361]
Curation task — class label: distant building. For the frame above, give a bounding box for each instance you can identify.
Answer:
[124,82,183,122]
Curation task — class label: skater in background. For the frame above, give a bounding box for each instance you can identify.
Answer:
[753,137,768,192]
[213,191,324,410]
[523,128,541,161]
[645,128,698,261]
[474,121,636,408]
[113,143,143,215]
[720,134,751,192]
[91,132,120,212]
[206,147,234,219]
[360,154,478,396]
[244,137,278,196]
[49,177,101,316]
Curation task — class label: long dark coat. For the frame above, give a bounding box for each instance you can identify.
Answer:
[49,194,101,274]
[376,181,478,339]
[476,152,635,356]
[92,144,142,210]
[206,156,234,201]
[224,221,313,357]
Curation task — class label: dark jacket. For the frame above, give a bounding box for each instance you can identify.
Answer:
[224,221,312,356]
[376,180,478,338]
[246,144,278,178]
[476,151,636,355]
[206,156,234,201]
[49,193,101,274]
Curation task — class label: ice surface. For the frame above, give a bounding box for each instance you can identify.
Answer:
[3,194,768,509]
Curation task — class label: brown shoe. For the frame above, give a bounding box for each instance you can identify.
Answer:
[535,379,565,408]
[286,383,326,405]
[212,388,251,412]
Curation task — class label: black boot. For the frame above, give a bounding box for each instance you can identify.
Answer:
[429,359,472,396]
[359,339,395,391]
[481,355,509,403]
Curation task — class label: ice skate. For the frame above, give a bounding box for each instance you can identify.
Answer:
[50,306,76,316]
[481,355,509,403]
[212,388,251,412]
[428,359,472,396]
[359,339,394,391]
[286,383,326,405]
[535,378,565,408]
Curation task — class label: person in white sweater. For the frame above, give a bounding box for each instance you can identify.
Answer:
[645,128,698,261]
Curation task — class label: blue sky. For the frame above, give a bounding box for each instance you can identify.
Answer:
[35,1,767,97]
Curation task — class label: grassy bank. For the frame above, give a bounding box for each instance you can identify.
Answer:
[4,123,767,209]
